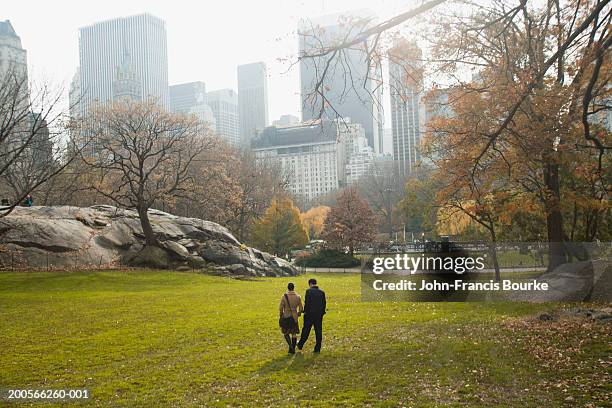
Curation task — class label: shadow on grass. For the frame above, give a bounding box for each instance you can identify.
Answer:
[258,351,323,374]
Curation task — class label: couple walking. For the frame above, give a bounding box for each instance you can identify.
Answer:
[279,279,326,354]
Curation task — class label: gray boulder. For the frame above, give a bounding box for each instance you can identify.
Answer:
[509,259,611,302]
[0,205,298,276]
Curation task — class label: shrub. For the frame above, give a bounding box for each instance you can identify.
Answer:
[295,249,360,268]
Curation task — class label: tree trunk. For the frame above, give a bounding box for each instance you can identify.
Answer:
[137,205,158,247]
[488,227,501,282]
[543,161,566,272]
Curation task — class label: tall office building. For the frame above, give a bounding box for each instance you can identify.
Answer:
[237,62,268,145]
[69,69,81,120]
[299,10,383,153]
[421,87,453,166]
[0,22,52,173]
[0,20,27,79]
[424,88,452,126]
[78,13,168,116]
[389,39,423,176]
[207,89,240,146]
[169,82,215,129]
[169,82,207,113]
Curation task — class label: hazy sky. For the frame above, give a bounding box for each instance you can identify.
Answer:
[4,0,415,127]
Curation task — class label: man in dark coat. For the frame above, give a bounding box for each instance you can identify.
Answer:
[297,278,326,353]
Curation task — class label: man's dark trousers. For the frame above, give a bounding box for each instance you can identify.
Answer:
[299,285,326,352]
[299,314,323,352]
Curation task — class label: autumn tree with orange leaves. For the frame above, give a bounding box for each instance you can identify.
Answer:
[422,0,611,271]
[323,188,377,256]
[301,206,330,240]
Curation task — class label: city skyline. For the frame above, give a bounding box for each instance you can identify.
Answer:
[2,0,411,151]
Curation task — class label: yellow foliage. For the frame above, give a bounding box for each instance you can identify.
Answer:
[251,196,309,257]
[436,205,481,236]
[300,206,330,239]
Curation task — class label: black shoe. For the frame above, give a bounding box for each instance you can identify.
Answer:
[297,342,303,351]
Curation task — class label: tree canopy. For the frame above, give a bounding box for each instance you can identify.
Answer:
[251,195,309,257]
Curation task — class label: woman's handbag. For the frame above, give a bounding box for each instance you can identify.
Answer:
[279,294,295,329]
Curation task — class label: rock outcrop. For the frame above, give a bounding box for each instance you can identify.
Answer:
[508,259,611,302]
[0,205,297,276]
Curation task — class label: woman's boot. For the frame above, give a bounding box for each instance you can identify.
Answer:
[284,334,292,353]
[290,337,297,354]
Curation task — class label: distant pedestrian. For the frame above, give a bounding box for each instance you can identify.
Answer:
[279,282,303,354]
[297,278,326,353]
[24,195,33,207]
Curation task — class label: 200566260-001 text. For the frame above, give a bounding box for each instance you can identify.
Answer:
[2,388,90,401]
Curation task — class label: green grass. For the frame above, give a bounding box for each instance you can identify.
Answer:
[0,271,609,407]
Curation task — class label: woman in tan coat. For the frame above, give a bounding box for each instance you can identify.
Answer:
[279,282,304,354]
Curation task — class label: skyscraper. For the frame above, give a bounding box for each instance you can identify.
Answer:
[169,82,215,130]
[78,13,168,116]
[69,69,81,120]
[0,20,27,78]
[389,39,423,176]
[299,10,383,153]
[0,22,52,172]
[207,89,240,146]
[237,62,269,145]
[169,82,207,113]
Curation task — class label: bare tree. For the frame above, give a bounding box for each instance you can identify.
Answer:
[356,159,406,240]
[82,99,214,247]
[0,68,84,215]
[297,0,446,125]
[226,149,291,242]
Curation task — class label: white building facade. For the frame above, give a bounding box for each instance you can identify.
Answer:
[206,89,240,146]
[336,122,374,185]
[252,121,339,201]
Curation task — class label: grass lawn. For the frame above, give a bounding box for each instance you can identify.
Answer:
[0,271,609,407]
